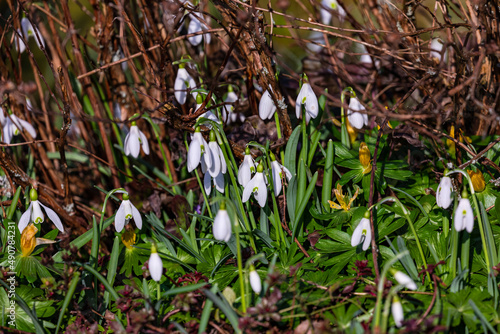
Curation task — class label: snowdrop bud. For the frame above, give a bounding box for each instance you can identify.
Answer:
[393,271,417,290]
[351,211,371,251]
[347,97,368,130]
[213,202,232,242]
[429,38,445,63]
[436,175,453,209]
[259,87,277,120]
[249,266,262,294]
[454,190,474,233]
[391,296,404,327]
[149,245,163,282]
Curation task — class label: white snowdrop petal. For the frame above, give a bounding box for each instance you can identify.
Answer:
[131,204,142,230]
[394,271,417,290]
[17,118,37,139]
[392,299,404,327]
[204,172,212,196]
[138,130,150,155]
[259,89,276,120]
[213,209,231,242]
[114,202,126,232]
[18,202,33,233]
[39,202,64,233]
[214,172,225,193]
[208,142,221,177]
[436,176,453,209]
[271,161,282,197]
[187,137,202,172]
[149,252,163,282]
[31,201,44,224]
[249,270,262,294]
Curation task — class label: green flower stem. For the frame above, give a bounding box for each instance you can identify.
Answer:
[450,226,459,280]
[213,124,257,252]
[266,154,286,245]
[443,211,450,238]
[340,87,353,149]
[461,232,470,271]
[381,286,403,333]
[391,197,430,283]
[157,282,161,300]
[144,115,175,192]
[372,251,409,333]
[235,220,247,313]
[300,114,308,164]
[273,112,286,163]
[448,169,491,272]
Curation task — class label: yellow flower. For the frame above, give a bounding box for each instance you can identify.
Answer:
[346,119,358,144]
[121,230,136,250]
[20,223,55,257]
[447,126,471,151]
[328,184,359,211]
[468,169,486,192]
[359,142,372,174]
[21,223,38,257]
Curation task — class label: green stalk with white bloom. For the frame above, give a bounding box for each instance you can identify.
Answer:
[340,87,355,149]
[447,169,494,273]
[372,251,409,332]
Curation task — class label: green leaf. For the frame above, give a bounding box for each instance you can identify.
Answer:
[284,126,301,177]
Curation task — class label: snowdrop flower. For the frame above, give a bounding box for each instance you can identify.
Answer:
[259,86,277,120]
[222,86,243,123]
[454,191,474,233]
[114,193,143,232]
[195,94,219,126]
[238,147,256,187]
[187,13,211,46]
[20,223,55,257]
[320,0,346,25]
[203,171,224,196]
[18,188,64,234]
[351,213,371,251]
[175,63,197,104]
[242,163,268,207]
[306,31,324,53]
[429,38,446,63]
[295,76,319,124]
[393,271,417,290]
[149,245,163,282]
[124,121,150,158]
[391,296,404,328]
[249,266,262,294]
[436,175,453,209]
[1,109,37,144]
[270,152,292,196]
[205,131,227,177]
[347,96,368,130]
[15,18,45,53]
[213,203,231,242]
[187,127,212,172]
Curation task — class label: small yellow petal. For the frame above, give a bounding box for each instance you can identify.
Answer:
[121,230,137,249]
[468,169,486,192]
[328,200,342,210]
[359,142,372,174]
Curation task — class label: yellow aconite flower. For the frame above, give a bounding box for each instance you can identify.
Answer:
[447,126,471,151]
[468,169,486,192]
[346,119,358,144]
[21,223,38,257]
[121,230,137,250]
[328,184,359,211]
[359,142,372,174]
[20,223,55,257]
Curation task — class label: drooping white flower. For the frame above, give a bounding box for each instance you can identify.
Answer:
[149,247,163,282]
[238,148,256,187]
[124,122,150,158]
[1,113,37,144]
[187,13,211,46]
[203,170,224,196]
[270,154,292,196]
[393,271,417,290]
[222,86,243,123]
[205,133,227,178]
[351,216,371,251]
[15,18,45,53]
[213,204,231,242]
[114,193,143,232]
[295,80,319,124]
[187,127,212,172]
[249,267,262,294]
[357,43,374,66]
[18,188,64,234]
[242,163,267,207]
[174,63,197,105]
[436,176,453,209]
[454,197,474,233]
[429,38,446,62]
[306,31,325,53]
[347,96,368,130]
[259,86,277,120]
[320,0,346,25]
[391,296,404,328]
